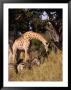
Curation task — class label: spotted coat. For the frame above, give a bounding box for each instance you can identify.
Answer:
[12,31,49,64]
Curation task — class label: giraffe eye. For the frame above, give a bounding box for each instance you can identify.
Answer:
[46,42,48,45]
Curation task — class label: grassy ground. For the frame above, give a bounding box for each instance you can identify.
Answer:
[8,48,62,81]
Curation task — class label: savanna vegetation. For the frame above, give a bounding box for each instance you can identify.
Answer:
[8,9,62,81]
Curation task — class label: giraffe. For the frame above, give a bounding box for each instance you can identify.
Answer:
[45,22,59,43]
[45,22,60,53]
[11,31,49,72]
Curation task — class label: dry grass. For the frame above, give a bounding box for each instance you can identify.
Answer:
[8,49,62,81]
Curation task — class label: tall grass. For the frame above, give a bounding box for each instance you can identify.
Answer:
[9,48,62,81]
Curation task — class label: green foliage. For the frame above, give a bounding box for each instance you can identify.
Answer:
[31,39,42,50]
[8,9,62,81]
[9,9,49,33]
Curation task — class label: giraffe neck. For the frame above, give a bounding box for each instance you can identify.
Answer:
[30,32,47,46]
[23,31,47,47]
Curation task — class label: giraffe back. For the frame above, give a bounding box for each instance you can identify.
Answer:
[23,31,48,43]
[23,31,49,52]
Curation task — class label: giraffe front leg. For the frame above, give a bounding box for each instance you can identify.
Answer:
[24,49,30,62]
[17,50,30,73]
